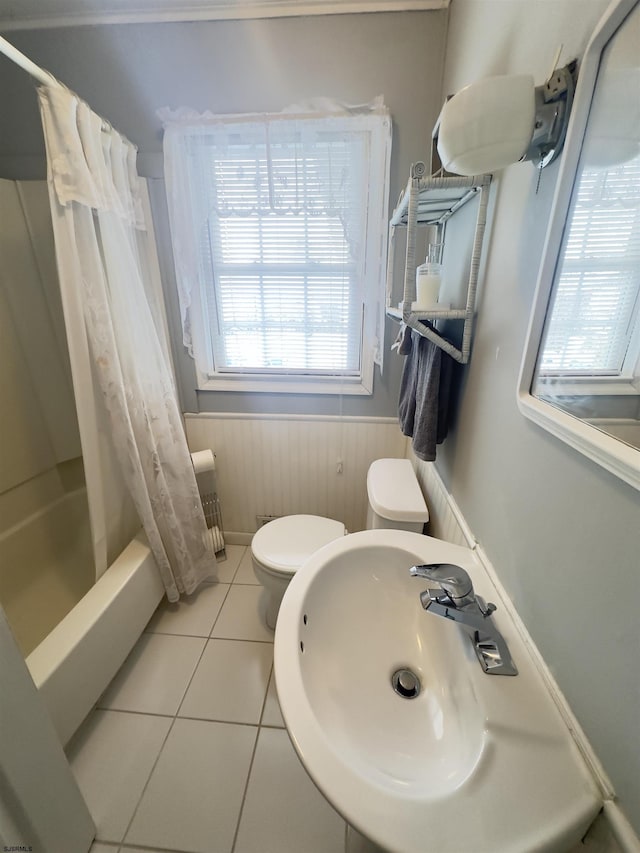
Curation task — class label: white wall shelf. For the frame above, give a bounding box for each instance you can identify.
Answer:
[386,163,491,364]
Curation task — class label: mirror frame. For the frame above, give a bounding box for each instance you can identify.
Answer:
[518,0,640,492]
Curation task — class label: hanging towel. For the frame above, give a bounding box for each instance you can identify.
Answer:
[391,323,413,355]
[398,328,454,461]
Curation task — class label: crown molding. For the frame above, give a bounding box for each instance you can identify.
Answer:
[0,0,448,31]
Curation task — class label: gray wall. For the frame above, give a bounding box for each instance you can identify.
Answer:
[3,3,639,834]
[438,0,640,833]
[0,11,448,416]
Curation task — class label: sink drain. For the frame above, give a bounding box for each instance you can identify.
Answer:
[391,668,421,699]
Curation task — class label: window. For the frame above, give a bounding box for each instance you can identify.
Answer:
[162,108,392,394]
[537,153,640,390]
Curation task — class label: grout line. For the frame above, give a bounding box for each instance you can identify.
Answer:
[118,714,177,848]
[89,705,282,730]
[176,714,265,728]
[117,840,203,853]
[92,707,176,720]
[209,635,274,644]
[204,578,234,636]
[230,662,275,853]
[258,662,275,728]
[95,633,209,715]
[208,578,274,643]
[143,582,232,639]
[174,595,232,718]
[144,629,224,640]
[226,545,247,583]
[230,725,261,853]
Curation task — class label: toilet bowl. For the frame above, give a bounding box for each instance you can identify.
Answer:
[251,459,430,630]
[252,515,346,629]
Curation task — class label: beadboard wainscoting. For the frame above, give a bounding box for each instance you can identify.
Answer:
[185,414,408,538]
[408,452,474,548]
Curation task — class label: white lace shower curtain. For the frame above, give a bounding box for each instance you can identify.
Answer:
[37,83,216,601]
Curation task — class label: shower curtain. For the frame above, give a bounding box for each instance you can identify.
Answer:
[37,83,216,601]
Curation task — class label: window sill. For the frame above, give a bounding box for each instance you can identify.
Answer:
[535,377,639,397]
[197,374,373,396]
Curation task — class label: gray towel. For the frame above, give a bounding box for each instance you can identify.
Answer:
[398,328,453,461]
[391,323,413,355]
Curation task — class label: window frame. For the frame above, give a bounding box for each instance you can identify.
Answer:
[517,0,640,492]
[175,110,392,396]
[535,297,640,397]
[534,152,640,395]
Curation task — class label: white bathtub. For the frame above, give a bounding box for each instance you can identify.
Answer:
[0,487,94,658]
[26,532,164,746]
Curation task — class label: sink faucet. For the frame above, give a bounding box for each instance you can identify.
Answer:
[409,563,518,676]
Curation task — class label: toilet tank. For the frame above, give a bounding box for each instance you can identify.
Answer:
[366,459,429,533]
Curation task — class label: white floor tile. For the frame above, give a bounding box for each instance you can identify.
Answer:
[208,544,246,583]
[179,639,272,725]
[98,633,206,715]
[67,710,171,843]
[89,844,116,853]
[261,670,285,728]
[211,585,273,642]
[125,718,257,853]
[234,727,345,853]
[146,583,230,637]
[233,548,260,585]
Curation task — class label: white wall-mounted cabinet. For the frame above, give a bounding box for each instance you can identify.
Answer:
[386,163,491,364]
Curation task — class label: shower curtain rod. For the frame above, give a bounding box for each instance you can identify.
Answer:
[0,36,115,133]
[0,35,58,87]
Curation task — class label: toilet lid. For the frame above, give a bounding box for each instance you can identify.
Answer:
[251,514,346,576]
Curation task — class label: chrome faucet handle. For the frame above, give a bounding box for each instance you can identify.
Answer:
[409,563,474,604]
[410,564,515,675]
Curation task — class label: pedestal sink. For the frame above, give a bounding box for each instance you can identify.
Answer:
[274,530,601,853]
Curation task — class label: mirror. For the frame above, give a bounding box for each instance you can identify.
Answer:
[519,0,640,490]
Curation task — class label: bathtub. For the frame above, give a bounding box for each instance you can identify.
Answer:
[26,531,164,746]
[0,487,94,659]
[0,483,162,748]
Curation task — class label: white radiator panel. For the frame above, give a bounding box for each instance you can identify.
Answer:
[185,414,408,536]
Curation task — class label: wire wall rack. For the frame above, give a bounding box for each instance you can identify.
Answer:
[386,162,492,364]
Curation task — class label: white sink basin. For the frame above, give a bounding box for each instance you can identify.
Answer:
[274,530,601,853]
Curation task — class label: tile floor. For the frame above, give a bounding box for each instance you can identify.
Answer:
[67,544,346,853]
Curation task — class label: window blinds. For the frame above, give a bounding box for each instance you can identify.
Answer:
[203,124,365,374]
[539,154,640,375]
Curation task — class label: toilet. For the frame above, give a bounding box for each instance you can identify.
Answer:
[251,458,429,629]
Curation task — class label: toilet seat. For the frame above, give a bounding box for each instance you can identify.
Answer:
[251,514,346,576]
